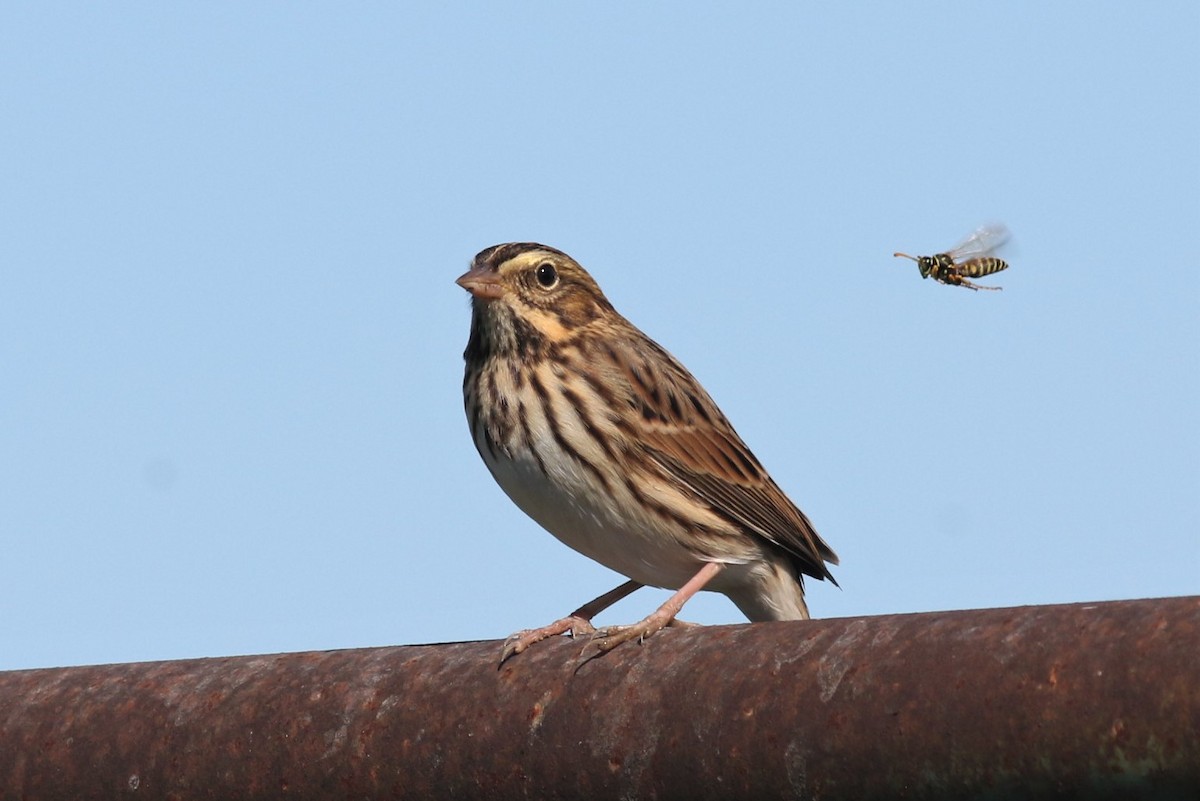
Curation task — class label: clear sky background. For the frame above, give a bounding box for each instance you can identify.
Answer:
[2,4,1197,671]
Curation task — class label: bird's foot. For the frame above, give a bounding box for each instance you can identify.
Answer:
[499,615,597,665]
[574,562,724,667]
[576,606,680,666]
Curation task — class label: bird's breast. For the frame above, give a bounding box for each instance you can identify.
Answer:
[479,435,708,590]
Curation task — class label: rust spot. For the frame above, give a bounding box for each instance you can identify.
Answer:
[528,702,545,731]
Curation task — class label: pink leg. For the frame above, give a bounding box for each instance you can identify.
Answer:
[579,562,724,663]
[500,579,643,665]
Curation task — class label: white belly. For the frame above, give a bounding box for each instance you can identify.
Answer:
[478,434,706,590]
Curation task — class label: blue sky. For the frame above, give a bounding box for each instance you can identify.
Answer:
[2,3,1196,671]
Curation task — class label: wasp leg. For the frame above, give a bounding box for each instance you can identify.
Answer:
[935,274,978,291]
[958,277,1002,291]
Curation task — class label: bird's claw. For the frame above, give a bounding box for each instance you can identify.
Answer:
[498,615,597,666]
[575,614,678,668]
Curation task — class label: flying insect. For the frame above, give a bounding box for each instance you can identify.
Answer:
[894,224,1011,291]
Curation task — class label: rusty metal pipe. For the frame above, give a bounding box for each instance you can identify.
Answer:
[1,596,1196,799]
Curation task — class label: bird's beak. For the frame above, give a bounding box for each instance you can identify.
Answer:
[456,266,504,300]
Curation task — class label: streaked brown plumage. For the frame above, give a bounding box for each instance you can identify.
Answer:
[457,243,838,662]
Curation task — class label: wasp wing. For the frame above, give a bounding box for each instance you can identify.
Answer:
[945,224,1011,261]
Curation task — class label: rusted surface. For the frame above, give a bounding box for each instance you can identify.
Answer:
[0,597,1196,800]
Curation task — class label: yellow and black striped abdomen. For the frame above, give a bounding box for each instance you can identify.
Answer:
[956,257,1009,278]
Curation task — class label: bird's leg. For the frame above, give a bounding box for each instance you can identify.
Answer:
[580,562,724,664]
[499,579,643,665]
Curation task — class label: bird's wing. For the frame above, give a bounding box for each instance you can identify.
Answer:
[608,335,839,582]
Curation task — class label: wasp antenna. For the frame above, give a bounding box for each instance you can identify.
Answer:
[893,252,918,261]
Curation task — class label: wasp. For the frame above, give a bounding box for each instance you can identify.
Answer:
[894,224,1011,291]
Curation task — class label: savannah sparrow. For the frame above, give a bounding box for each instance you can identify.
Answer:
[457,243,838,662]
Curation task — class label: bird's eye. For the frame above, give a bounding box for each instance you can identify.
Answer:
[535,262,558,289]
